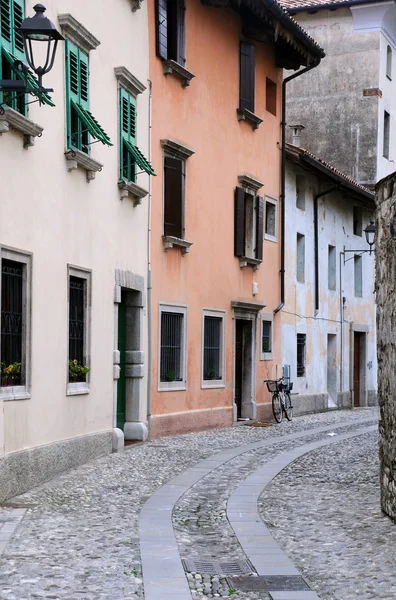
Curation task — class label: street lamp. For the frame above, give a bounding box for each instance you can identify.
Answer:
[343,220,376,264]
[0,4,63,104]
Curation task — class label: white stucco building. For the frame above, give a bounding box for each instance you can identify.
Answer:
[281,141,377,413]
[0,0,153,501]
[280,0,396,188]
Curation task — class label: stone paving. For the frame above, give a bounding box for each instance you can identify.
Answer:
[0,407,386,600]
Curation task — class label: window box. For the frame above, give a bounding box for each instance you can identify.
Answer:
[162,59,195,87]
[0,106,43,148]
[65,148,103,181]
[162,235,193,255]
[236,108,263,130]
[118,180,148,206]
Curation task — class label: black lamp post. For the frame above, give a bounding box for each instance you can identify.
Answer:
[0,4,63,105]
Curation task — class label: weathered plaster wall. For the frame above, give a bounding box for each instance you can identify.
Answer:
[281,161,377,414]
[376,171,396,520]
[0,0,150,484]
[285,8,379,187]
[149,0,283,435]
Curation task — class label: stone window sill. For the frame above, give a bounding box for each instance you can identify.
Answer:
[158,383,187,392]
[162,59,195,88]
[67,381,90,396]
[65,148,103,182]
[162,236,193,255]
[237,108,263,130]
[0,106,43,148]
[239,256,262,270]
[118,180,148,206]
[202,381,226,390]
[0,386,31,401]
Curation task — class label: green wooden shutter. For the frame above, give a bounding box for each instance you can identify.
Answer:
[12,0,24,58]
[0,0,12,50]
[120,88,136,181]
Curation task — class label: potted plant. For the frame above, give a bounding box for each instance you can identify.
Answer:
[0,361,21,387]
[69,359,90,383]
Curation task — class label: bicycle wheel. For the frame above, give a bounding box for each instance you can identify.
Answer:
[272,392,283,423]
[284,392,293,421]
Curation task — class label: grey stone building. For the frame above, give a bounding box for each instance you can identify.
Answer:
[280,0,396,188]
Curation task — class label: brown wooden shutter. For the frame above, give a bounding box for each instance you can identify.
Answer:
[239,42,255,113]
[155,0,168,60]
[164,156,183,239]
[176,0,186,66]
[234,187,246,257]
[255,196,264,261]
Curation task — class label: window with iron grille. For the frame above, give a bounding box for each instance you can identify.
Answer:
[119,87,155,183]
[1,259,23,386]
[160,308,186,386]
[155,0,186,66]
[65,39,112,153]
[68,267,91,391]
[297,334,306,377]
[203,315,222,381]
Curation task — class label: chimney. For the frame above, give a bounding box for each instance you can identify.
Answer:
[289,125,305,147]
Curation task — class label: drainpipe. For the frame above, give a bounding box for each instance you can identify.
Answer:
[274,61,320,315]
[313,186,339,312]
[147,79,153,440]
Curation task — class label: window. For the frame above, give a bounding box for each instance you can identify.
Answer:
[68,266,91,395]
[155,0,185,66]
[266,78,277,116]
[0,248,31,400]
[65,40,112,153]
[260,313,273,361]
[0,0,53,115]
[239,41,255,114]
[296,175,306,210]
[387,45,392,80]
[354,255,362,298]
[234,187,264,262]
[384,111,390,159]
[119,87,155,183]
[353,206,362,236]
[328,245,336,291]
[202,310,225,387]
[297,334,306,377]
[296,233,305,283]
[264,197,277,241]
[159,303,187,390]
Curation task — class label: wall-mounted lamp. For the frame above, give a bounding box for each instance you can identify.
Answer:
[343,221,376,264]
[0,4,64,106]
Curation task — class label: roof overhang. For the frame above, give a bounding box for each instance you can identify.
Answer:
[284,0,392,16]
[201,0,325,69]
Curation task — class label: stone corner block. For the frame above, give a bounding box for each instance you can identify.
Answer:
[112,428,125,452]
[124,421,148,441]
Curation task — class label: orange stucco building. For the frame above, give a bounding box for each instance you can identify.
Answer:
[148,0,323,437]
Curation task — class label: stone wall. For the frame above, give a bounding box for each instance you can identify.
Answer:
[376,171,396,520]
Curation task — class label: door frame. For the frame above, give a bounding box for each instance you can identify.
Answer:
[231,301,265,422]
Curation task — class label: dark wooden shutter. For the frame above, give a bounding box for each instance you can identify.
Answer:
[255,196,264,261]
[234,187,245,257]
[239,42,255,113]
[176,0,186,66]
[155,0,168,60]
[164,156,183,239]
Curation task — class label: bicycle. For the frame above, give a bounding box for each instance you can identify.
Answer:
[264,377,293,423]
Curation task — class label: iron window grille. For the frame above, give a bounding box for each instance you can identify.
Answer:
[262,321,272,354]
[69,276,86,380]
[1,259,23,386]
[203,316,222,380]
[297,333,306,377]
[160,311,183,382]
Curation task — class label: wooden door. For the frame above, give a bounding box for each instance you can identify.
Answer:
[235,320,244,418]
[353,332,360,407]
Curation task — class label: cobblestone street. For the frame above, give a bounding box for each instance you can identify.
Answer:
[0,408,390,600]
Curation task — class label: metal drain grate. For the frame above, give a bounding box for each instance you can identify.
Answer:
[182,557,254,575]
[227,575,311,592]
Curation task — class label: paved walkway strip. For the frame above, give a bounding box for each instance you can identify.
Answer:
[0,507,26,556]
[227,425,376,600]
[139,417,376,600]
